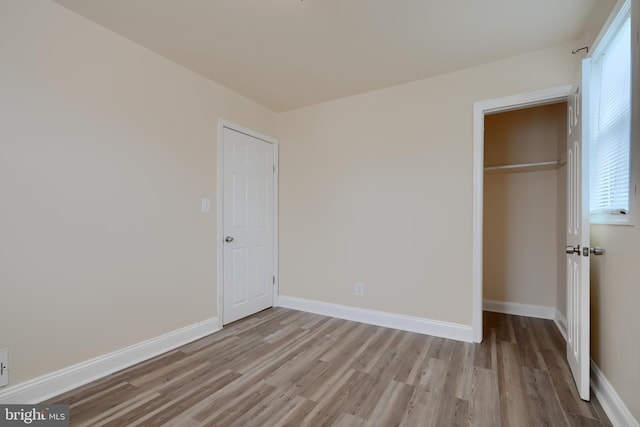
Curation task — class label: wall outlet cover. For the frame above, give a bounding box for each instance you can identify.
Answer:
[0,348,8,388]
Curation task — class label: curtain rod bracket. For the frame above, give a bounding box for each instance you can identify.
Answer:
[572,46,589,55]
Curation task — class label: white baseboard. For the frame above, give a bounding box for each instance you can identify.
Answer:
[553,308,567,341]
[483,299,555,320]
[0,317,219,404]
[276,295,474,343]
[591,361,640,427]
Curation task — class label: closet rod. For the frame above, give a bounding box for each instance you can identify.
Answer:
[484,160,561,172]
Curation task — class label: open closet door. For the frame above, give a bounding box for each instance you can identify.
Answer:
[565,58,591,401]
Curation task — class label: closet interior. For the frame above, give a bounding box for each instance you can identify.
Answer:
[483,101,568,327]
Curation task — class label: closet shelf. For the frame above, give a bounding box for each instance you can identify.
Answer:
[484,160,562,174]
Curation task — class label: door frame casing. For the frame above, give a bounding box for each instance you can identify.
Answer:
[217,119,279,329]
[471,85,571,342]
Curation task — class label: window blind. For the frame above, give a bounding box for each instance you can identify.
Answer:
[590,16,631,215]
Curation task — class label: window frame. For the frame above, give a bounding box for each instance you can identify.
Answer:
[588,0,637,226]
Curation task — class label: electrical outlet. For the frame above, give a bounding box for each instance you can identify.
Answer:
[0,348,8,388]
[355,282,364,296]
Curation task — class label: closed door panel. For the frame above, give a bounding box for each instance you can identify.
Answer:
[223,127,274,324]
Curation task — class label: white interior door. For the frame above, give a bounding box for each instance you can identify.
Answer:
[223,127,275,325]
[565,58,591,401]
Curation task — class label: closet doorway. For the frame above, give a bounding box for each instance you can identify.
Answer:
[482,101,568,334]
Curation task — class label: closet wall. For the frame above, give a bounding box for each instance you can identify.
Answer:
[483,102,567,313]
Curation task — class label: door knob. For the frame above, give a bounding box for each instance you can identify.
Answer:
[225,236,234,243]
[565,245,580,255]
[590,247,604,255]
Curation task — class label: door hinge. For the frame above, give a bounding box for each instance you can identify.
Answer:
[273,165,276,174]
[273,275,275,285]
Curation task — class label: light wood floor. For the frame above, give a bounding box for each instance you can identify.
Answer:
[47,308,611,426]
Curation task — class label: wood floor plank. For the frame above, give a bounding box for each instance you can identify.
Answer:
[539,349,598,419]
[298,312,332,330]
[588,393,614,427]
[346,373,392,420]
[513,317,542,370]
[318,322,376,363]
[297,359,353,402]
[121,370,240,427]
[417,357,449,392]
[442,341,474,400]
[470,366,501,427]
[46,310,611,426]
[66,382,140,425]
[129,370,242,427]
[333,412,365,427]
[364,380,414,427]
[350,328,398,373]
[274,397,317,427]
[451,398,471,426]
[424,336,455,361]
[76,390,161,427]
[472,331,492,370]
[368,347,404,383]
[430,394,470,427]
[496,313,517,343]
[399,388,433,426]
[242,394,303,427]
[497,340,532,426]
[565,413,608,427]
[200,382,278,427]
[393,334,432,385]
[300,368,368,427]
[521,366,569,427]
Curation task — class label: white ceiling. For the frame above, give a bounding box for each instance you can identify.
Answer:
[51,0,600,112]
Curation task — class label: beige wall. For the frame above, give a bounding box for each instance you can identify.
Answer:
[483,104,566,309]
[0,1,276,386]
[484,171,558,306]
[589,0,640,421]
[484,104,565,166]
[277,43,580,325]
